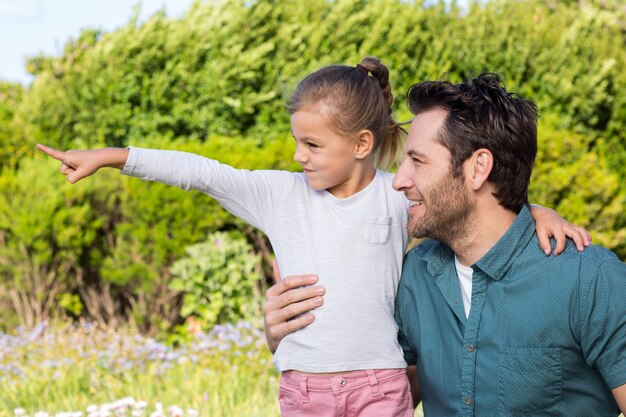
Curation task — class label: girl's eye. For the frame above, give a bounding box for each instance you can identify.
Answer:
[308,143,319,149]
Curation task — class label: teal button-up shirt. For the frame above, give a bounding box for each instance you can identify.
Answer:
[395,205,626,416]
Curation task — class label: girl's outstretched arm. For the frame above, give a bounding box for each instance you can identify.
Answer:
[530,204,592,256]
[40,145,295,232]
[36,144,129,183]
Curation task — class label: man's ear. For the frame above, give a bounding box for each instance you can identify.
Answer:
[467,148,493,190]
[354,129,375,159]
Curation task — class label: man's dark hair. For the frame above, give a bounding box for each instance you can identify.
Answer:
[406,73,538,213]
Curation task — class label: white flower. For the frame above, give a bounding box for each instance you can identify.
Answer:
[134,402,148,410]
[167,406,183,417]
[123,398,136,406]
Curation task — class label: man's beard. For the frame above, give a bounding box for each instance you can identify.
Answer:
[407,169,473,245]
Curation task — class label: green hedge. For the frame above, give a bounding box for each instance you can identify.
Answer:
[0,0,624,330]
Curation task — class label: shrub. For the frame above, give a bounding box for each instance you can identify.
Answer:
[170,232,263,330]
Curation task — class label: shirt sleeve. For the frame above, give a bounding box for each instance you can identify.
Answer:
[579,252,626,389]
[397,325,417,366]
[395,259,418,366]
[121,147,296,232]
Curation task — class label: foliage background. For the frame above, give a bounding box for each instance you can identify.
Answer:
[0,0,624,332]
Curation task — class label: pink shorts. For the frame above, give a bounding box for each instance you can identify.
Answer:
[279,368,413,417]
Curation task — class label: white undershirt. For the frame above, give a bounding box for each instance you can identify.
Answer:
[454,255,474,319]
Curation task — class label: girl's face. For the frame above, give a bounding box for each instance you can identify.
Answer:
[291,108,361,198]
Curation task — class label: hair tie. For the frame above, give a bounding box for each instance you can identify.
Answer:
[356,64,369,75]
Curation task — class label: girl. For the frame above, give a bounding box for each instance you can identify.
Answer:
[38,57,589,417]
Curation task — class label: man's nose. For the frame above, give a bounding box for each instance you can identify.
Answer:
[392,161,411,191]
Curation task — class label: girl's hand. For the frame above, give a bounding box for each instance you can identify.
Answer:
[530,204,592,256]
[36,144,129,183]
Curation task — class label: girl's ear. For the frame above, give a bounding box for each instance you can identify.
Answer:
[354,129,375,160]
[467,148,493,190]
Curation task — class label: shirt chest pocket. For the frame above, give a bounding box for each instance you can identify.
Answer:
[363,216,391,244]
[497,347,562,416]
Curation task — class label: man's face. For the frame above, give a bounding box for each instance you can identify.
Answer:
[392,109,473,243]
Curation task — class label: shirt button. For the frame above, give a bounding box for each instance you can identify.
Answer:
[464,397,473,406]
[339,378,346,386]
[466,344,475,352]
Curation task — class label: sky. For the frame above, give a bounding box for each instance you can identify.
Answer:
[0,0,197,85]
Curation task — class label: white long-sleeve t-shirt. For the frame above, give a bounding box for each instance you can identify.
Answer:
[122,147,409,372]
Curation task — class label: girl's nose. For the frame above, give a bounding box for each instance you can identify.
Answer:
[293,144,307,164]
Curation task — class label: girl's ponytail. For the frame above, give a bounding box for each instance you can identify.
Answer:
[359,57,406,170]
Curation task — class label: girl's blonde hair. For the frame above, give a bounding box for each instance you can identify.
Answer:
[288,57,405,169]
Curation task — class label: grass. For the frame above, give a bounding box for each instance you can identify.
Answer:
[0,321,279,416]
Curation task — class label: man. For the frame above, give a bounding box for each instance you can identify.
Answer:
[264,73,626,415]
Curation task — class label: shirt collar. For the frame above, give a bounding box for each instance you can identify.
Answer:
[417,205,535,281]
[474,205,535,280]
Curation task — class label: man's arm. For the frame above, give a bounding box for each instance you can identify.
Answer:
[263,261,325,353]
[407,365,421,408]
[612,384,626,414]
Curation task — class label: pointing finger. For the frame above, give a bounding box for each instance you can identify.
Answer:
[36,144,66,162]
